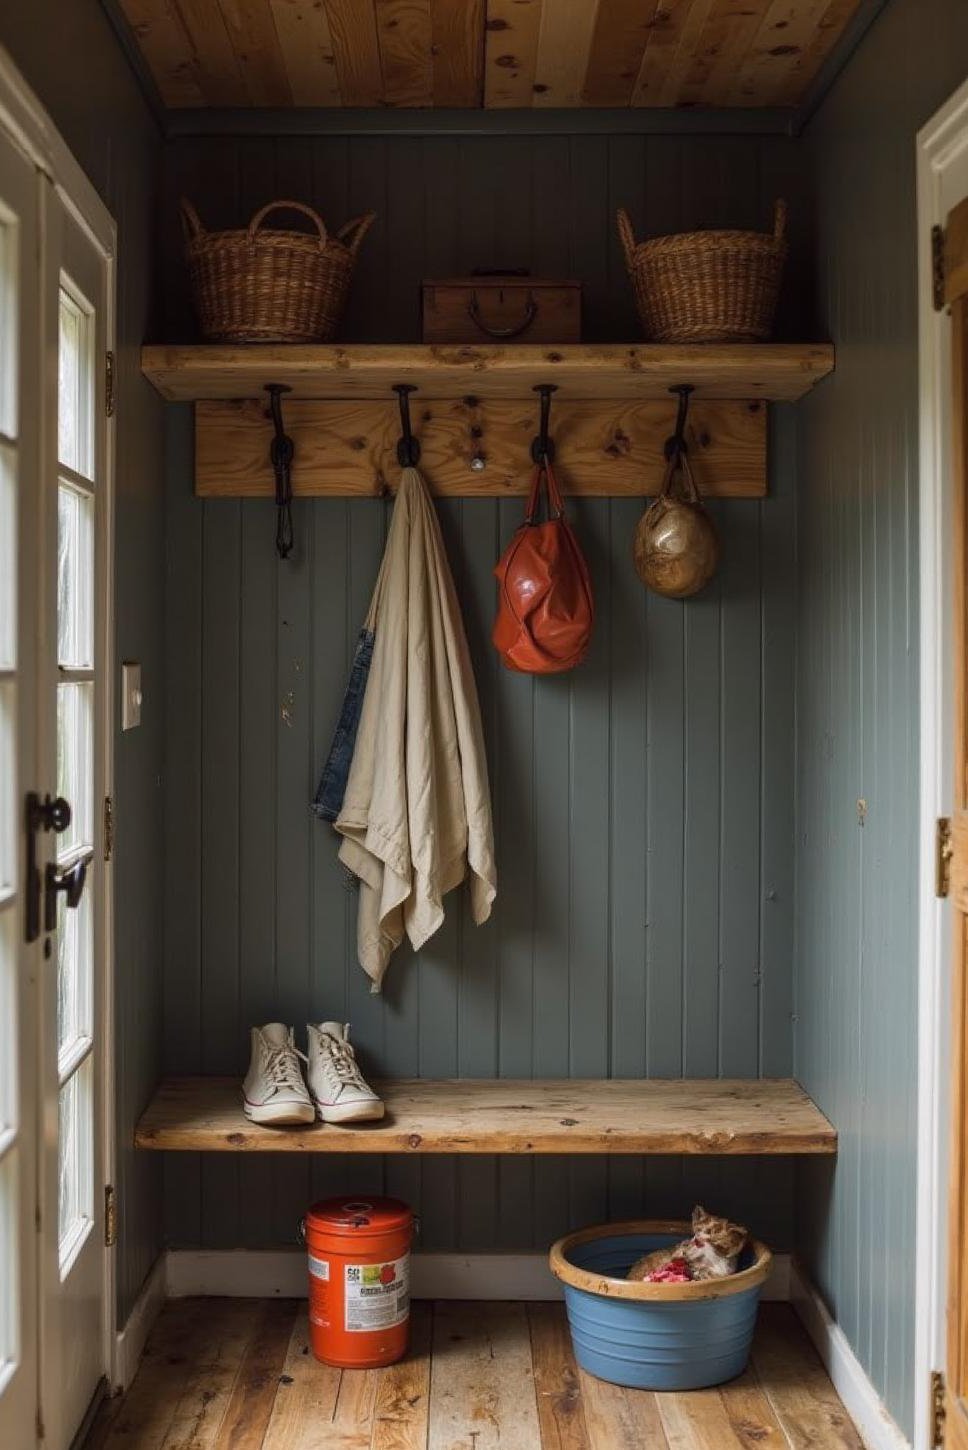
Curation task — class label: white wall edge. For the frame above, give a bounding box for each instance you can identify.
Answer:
[162,1246,792,1304]
[113,1254,167,1392]
[914,71,968,1450]
[790,1261,911,1450]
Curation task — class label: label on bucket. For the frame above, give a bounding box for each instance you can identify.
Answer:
[308,1255,329,1281]
[344,1255,410,1333]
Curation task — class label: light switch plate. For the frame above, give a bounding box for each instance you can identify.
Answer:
[121,662,142,731]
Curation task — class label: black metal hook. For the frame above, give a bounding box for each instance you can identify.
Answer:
[394,384,421,467]
[664,383,694,461]
[266,383,294,560]
[530,383,558,465]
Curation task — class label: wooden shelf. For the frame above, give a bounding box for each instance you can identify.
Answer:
[141,342,834,404]
[135,1077,836,1156]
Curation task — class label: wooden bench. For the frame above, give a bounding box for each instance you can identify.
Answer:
[135,1077,836,1156]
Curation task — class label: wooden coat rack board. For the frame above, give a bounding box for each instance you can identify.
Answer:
[141,342,836,499]
[197,395,765,498]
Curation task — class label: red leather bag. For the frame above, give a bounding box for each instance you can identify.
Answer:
[492,460,594,674]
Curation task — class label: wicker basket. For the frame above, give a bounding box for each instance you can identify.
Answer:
[617,201,787,343]
[180,199,376,344]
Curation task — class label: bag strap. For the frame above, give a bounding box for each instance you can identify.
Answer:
[524,459,565,524]
[658,447,701,505]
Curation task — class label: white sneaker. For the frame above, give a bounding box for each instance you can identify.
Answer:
[306,1022,385,1123]
[242,1023,315,1125]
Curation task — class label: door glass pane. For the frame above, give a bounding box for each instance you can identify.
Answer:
[55,268,97,1289]
[57,484,93,670]
[56,682,92,856]
[57,887,91,1062]
[0,910,15,1142]
[0,1149,19,1390]
[0,443,14,671]
[0,682,13,901]
[0,204,14,441]
[57,1055,92,1274]
[57,286,91,478]
[0,196,19,1400]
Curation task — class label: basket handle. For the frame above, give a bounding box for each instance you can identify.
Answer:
[616,208,637,270]
[772,198,787,242]
[247,200,329,249]
[335,212,376,256]
[179,198,205,242]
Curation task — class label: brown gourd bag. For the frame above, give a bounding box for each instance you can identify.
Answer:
[493,459,594,673]
[633,447,719,599]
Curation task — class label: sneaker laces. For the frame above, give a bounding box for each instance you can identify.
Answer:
[265,1042,308,1095]
[325,1032,364,1086]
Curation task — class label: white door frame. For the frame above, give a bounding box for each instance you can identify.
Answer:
[0,39,118,1421]
[916,75,968,1450]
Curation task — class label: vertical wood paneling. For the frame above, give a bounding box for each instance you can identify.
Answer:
[718,503,762,1077]
[163,404,204,1254]
[162,129,802,1258]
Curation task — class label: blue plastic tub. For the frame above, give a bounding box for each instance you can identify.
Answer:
[549,1219,772,1392]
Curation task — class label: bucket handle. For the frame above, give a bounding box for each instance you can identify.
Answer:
[772,198,787,243]
[248,200,329,249]
[616,208,637,269]
[335,212,376,257]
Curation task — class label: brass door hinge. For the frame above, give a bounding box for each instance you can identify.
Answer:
[103,795,114,862]
[931,1368,946,1447]
[933,225,947,311]
[105,350,115,418]
[104,1184,117,1248]
[937,816,953,897]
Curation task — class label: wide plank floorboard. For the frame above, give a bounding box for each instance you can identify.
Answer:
[84,1299,863,1450]
[428,1301,542,1450]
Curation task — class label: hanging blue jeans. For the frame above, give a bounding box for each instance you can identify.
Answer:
[312,627,375,822]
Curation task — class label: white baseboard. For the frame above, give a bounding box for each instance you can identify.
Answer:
[790,1261,911,1450]
[113,1254,167,1392]
[165,1249,564,1301]
[163,1247,792,1303]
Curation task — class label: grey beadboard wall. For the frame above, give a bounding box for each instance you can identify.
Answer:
[0,8,166,1321]
[794,0,968,1438]
[161,131,806,1254]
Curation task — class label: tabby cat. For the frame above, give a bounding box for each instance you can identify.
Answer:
[627,1205,749,1283]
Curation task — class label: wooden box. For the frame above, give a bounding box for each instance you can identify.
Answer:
[422,275,581,344]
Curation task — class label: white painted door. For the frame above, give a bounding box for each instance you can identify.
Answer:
[0,112,42,1450]
[38,189,111,1450]
[0,56,114,1450]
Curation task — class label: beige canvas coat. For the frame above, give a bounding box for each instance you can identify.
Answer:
[334,467,497,990]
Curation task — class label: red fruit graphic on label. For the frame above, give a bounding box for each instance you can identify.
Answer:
[380,1264,396,1285]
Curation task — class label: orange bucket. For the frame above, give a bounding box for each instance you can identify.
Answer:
[304,1196,413,1368]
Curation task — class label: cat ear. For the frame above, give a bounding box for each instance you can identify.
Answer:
[691,1204,707,1227]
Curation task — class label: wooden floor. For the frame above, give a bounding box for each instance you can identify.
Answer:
[85,1298,864,1450]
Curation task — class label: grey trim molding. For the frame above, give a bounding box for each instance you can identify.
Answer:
[164,105,799,140]
[98,0,166,131]
[794,0,893,134]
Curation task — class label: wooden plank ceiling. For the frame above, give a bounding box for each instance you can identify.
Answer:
[120,0,864,110]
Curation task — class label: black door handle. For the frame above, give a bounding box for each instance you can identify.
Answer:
[45,857,88,933]
[25,792,72,943]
